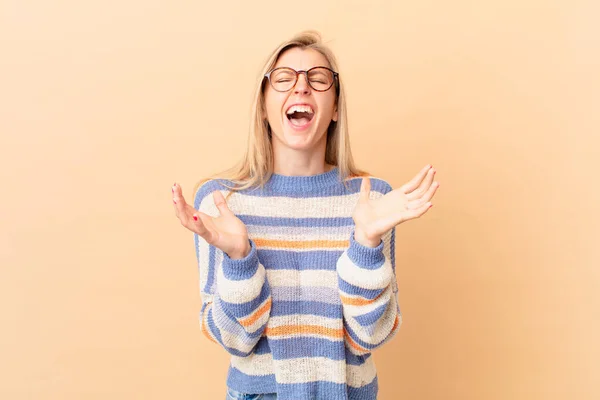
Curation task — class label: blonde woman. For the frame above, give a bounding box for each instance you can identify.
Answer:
[172,31,439,400]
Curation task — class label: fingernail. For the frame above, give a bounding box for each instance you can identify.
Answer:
[173,199,176,204]
[193,215,198,221]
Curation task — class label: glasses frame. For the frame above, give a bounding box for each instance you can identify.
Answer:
[264,66,340,93]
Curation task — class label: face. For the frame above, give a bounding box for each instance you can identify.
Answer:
[263,47,338,153]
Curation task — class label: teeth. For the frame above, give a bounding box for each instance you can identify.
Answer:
[286,105,314,115]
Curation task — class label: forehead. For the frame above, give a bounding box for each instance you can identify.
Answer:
[274,47,331,70]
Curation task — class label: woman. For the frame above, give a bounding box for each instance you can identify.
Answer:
[172,31,439,400]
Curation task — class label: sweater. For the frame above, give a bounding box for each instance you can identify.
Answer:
[193,166,402,400]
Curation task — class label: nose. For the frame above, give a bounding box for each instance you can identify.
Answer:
[293,72,311,94]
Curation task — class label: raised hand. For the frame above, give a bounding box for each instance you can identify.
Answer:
[352,165,439,247]
[172,183,251,259]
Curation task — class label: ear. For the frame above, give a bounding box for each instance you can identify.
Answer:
[332,103,338,122]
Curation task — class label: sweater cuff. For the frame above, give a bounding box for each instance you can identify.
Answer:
[347,229,385,270]
[221,239,259,280]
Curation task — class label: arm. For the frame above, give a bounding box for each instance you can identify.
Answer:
[194,182,272,357]
[336,226,402,356]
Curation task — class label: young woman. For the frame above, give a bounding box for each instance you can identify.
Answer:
[172,31,439,400]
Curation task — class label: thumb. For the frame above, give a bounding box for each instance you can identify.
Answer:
[359,177,371,204]
[213,190,233,217]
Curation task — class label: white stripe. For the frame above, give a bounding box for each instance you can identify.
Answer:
[200,190,384,219]
[230,352,274,376]
[344,290,399,345]
[267,314,342,330]
[216,263,266,304]
[254,244,345,252]
[266,269,338,288]
[347,355,378,388]
[268,332,344,341]
[337,252,393,290]
[217,328,256,354]
[196,235,211,292]
[247,225,353,241]
[273,357,346,384]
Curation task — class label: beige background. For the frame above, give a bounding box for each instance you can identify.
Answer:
[1,0,598,399]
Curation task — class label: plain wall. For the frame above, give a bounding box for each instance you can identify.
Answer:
[1,0,598,399]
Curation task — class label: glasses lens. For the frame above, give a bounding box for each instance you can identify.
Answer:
[308,67,334,91]
[270,68,296,91]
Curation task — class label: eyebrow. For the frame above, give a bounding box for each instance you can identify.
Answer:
[273,66,331,70]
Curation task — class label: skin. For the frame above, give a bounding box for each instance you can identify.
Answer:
[172,48,440,258]
[263,47,338,177]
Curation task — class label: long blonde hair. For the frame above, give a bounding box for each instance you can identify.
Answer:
[193,30,368,199]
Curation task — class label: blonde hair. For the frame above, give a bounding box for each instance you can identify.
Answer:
[193,30,369,199]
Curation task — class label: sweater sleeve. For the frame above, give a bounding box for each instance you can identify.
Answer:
[336,224,402,356]
[193,181,272,357]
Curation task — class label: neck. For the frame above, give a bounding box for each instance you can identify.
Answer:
[271,134,331,177]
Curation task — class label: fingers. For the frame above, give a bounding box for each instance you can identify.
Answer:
[359,177,371,204]
[406,179,439,209]
[172,182,213,240]
[401,165,433,196]
[213,190,233,216]
[193,212,215,243]
[172,183,186,217]
[399,200,433,222]
[405,166,437,201]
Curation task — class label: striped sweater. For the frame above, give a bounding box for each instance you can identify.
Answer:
[193,166,402,400]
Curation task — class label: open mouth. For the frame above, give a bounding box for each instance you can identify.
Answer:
[286,105,315,128]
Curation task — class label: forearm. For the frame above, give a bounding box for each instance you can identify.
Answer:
[337,228,402,354]
[201,239,272,356]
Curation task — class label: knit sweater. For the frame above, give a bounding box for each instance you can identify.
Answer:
[193,166,402,400]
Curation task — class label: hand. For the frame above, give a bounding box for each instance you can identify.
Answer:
[172,183,251,259]
[352,165,440,247]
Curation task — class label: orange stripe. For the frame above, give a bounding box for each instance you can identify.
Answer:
[254,238,349,249]
[344,329,369,353]
[201,307,218,344]
[392,314,400,332]
[340,289,385,306]
[265,324,343,339]
[240,297,272,327]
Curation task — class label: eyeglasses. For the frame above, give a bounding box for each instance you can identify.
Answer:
[264,66,339,93]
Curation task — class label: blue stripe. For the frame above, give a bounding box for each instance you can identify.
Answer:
[354,302,389,327]
[193,170,390,202]
[271,285,340,304]
[221,239,259,280]
[338,276,385,300]
[343,316,396,351]
[345,348,372,366]
[226,366,277,394]
[206,308,258,357]
[269,336,345,360]
[347,230,386,268]
[253,336,271,354]
[270,301,342,318]
[258,249,343,270]
[209,301,266,340]
[275,381,351,400]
